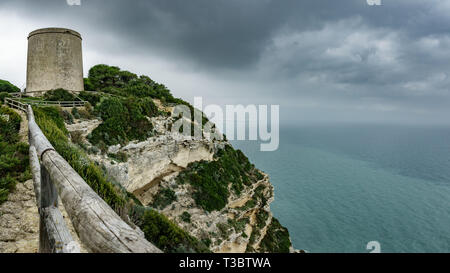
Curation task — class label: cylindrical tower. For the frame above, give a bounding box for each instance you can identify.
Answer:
[26,28,84,97]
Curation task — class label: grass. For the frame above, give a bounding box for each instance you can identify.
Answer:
[0,106,31,204]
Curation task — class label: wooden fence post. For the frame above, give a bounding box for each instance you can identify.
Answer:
[39,163,80,253]
[39,164,57,253]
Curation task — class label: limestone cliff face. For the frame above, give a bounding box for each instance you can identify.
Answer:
[67,108,294,253]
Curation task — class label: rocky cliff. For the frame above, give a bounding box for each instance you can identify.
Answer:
[66,101,295,253]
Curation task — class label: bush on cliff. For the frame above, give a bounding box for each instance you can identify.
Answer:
[258,217,292,253]
[87,64,180,103]
[88,97,155,146]
[176,145,261,212]
[130,207,209,253]
[84,64,210,147]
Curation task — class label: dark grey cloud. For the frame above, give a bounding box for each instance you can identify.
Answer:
[1,0,450,124]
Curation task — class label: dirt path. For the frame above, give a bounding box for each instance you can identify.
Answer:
[12,108,28,142]
[0,180,39,253]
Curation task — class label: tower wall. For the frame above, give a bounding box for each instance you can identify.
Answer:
[26,28,84,96]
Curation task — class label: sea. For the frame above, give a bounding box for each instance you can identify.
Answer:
[231,124,450,253]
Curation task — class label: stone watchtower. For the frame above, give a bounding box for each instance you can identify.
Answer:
[26,28,84,97]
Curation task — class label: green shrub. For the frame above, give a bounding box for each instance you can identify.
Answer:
[258,218,292,253]
[239,199,257,211]
[131,207,210,253]
[176,145,260,212]
[78,91,102,107]
[60,110,74,125]
[0,106,22,143]
[0,92,11,105]
[139,97,159,117]
[0,106,30,205]
[88,65,138,90]
[70,131,84,145]
[84,78,95,91]
[151,188,177,210]
[108,152,128,163]
[34,106,68,134]
[88,96,154,146]
[230,217,249,233]
[0,188,8,204]
[44,88,76,101]
[87,65,181,103]
[78,107,92,119]
[181,211,191,223]
[254,184,268,207]
[255,210,269,229]
[89,117,128,146]
[0,79,20,93]
[71,107,81,119]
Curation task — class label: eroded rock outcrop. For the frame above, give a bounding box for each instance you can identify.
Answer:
[67,108,295,253]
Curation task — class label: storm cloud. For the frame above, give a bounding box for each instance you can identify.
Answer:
[1,0,450,125]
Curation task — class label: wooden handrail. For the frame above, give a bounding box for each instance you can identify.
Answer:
[27,105,161,253]
[5,98,161,253]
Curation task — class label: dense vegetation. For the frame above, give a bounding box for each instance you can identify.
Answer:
[0,79,20,93]
[87,96,157,146]
[80,65,209,147]
[33,105,209,253]
[177,145,263,212]
[43,88,77,101]
[151,187,177,210]
[131,207,209,253]
[86,65,178,103]
[0,106,31,204]
[0,92,11,105]
[258,217,292,253]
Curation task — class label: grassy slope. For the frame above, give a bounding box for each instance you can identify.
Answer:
[0,106,31,204]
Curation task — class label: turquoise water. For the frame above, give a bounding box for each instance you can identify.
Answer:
[231,124,450,253]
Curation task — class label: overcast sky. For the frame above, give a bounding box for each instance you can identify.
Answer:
[1,0,450,125]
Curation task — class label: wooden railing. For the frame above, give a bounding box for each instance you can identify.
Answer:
[6,99,162,253]
[15,98,86,107]
[9,92,23,98]
[5,98,28,112]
